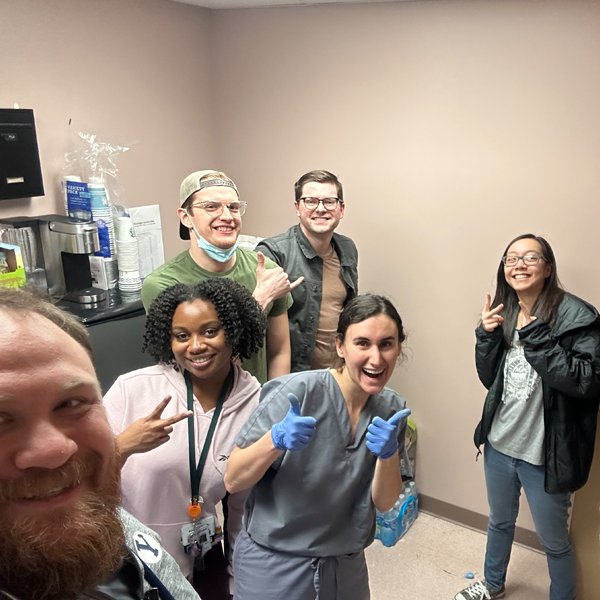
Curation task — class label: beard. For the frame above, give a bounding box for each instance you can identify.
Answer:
[0,451,127,600]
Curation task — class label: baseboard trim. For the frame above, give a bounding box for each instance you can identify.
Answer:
[419,494,543,552]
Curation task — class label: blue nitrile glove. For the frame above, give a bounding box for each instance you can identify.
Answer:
[366,409,412,459]
[270,393,317,452]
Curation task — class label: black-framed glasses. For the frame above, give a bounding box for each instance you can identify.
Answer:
[502,253,546,267]
[189,201,247,217]
[300,197,343,211]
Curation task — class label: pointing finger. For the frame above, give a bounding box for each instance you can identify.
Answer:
[488,303,504,316]
[289,276,305,290]
[163,410,194,426]
[484,293,491,313]
[388,409,412,427]
[149,396,172,419]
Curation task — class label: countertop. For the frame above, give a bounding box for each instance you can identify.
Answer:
[57,288,145,325]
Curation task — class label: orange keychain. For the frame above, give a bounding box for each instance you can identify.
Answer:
[188,502,202,520]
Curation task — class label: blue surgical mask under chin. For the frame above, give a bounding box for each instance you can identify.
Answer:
[194,230,238,263]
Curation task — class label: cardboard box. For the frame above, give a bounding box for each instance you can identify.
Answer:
[0,242,27,288]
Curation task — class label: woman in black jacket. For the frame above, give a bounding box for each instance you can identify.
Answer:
[454,234,600,600]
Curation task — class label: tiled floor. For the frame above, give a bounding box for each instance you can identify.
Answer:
[366,512,550,600]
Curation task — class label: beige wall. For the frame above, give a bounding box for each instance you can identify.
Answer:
[209,0,600,534]
[0,0,214,261]
[3,0,600,548]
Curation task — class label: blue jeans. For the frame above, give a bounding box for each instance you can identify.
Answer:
[484,443,575,600]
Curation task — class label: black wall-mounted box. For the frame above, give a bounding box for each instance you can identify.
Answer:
[0,108,45,201]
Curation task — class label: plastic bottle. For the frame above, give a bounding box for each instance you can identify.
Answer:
[381,520,397,547]
[396,480,419,538]
[376,482,420,546]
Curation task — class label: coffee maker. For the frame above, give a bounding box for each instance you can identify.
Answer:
[0,214,107,303]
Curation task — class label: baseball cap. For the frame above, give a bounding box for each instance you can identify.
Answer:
[179,170,240,240]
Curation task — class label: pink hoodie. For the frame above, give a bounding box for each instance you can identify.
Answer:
[103,363,260,587]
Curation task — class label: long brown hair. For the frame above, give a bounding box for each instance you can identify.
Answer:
[491,233,565,347]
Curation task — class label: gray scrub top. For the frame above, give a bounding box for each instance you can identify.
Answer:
[235,369,407,557]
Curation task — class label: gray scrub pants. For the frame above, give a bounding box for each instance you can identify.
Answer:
[233,529,370,600]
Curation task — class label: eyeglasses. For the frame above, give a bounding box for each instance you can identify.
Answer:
[502,253,546,267]
[300,197,343,211]
[189,201,247,217]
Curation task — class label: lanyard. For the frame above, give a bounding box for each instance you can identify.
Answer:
[141,560,177,600]
[184,365,233,519]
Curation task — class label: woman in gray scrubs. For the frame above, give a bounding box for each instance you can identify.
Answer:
[224,294,411,600]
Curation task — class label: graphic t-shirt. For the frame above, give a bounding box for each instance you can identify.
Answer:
[488,330,545,465]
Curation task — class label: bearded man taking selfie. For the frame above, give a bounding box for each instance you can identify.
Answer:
[0,288,199,600]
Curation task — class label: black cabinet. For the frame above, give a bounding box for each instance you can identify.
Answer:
[0,109,44,201]
[59,291,155,393]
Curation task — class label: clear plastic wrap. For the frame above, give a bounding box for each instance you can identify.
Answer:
[61,121,131,213]
[61,122,140,292]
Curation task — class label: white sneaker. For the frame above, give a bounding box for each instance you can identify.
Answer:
[453,579,505,600]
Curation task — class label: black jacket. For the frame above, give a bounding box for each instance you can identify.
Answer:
[256,225,358,372]
[474,293,600,494]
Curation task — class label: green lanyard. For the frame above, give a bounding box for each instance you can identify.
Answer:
[184,365,233,510]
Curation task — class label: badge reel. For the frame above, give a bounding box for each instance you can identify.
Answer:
[181,497,222,570]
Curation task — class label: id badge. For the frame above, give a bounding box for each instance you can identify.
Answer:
[181,513,216,558]
[182,522,199,557]
[181,521,209,555]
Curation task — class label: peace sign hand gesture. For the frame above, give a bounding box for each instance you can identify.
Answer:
[518,301,537,327]
[116,396,193,463]
[482,293,504,332]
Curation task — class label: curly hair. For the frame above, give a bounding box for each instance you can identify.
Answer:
[142,278,268,366]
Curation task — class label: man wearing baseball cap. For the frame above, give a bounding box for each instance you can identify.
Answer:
[141,170,297,383]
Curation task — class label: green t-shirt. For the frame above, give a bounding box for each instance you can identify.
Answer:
[141,248,293,384]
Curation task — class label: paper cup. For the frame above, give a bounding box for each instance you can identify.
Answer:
[117,216,136,241]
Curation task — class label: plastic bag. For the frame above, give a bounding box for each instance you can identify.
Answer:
[61,122,130,262]
[60,123,141,293]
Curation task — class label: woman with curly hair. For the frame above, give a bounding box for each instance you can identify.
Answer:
[103,278,268,600]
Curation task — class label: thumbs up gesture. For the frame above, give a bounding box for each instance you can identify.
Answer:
[366,409,412,459]
[270,393,317,452]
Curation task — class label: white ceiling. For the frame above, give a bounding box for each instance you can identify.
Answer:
[172,0,426,10]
